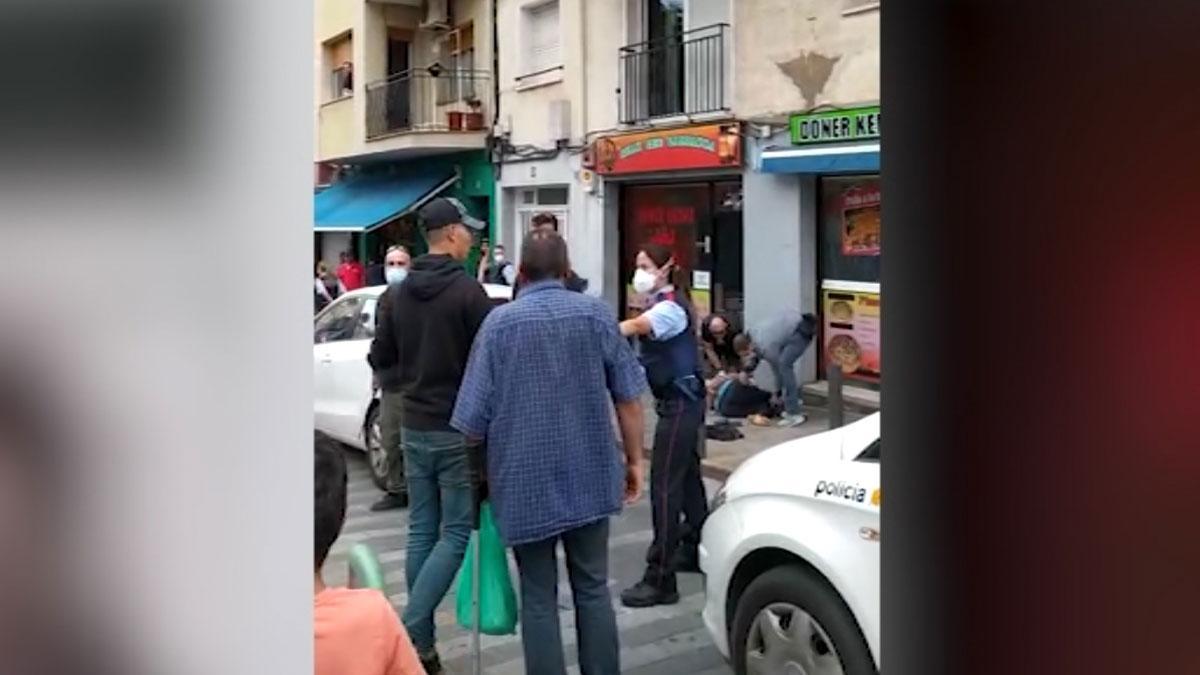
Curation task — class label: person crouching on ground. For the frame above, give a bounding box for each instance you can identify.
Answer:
[733,311,818,427]
[452,230,647,674]
[314,433,423,675]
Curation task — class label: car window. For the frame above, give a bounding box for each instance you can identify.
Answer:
[353,298,378,340]
[855,438,880,462]
[315,296,364,344]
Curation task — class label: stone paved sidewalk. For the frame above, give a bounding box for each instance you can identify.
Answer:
[640,392,869,481]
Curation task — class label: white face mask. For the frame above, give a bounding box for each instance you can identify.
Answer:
[493,252,505,264]
[632,268,658,295]
[385,267,408,285]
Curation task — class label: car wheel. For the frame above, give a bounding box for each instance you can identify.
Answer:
[731,564,877,675]
[364,404,388,491]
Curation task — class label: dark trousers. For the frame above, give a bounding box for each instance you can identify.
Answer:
[643,395,708,591]
[380,391,406,495]
[513,519,619,675]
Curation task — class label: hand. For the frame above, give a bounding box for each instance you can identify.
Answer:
[479,242,489,256]
[624,460,643,505]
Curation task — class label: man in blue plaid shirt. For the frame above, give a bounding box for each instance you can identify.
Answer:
[452,230,646,675]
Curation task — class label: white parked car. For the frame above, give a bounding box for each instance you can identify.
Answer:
[701,412,880,675]
[313,282,513,488]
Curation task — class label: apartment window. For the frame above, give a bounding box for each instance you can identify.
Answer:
[517,186,570,239]
[437,22,476,104]
[523,1,561,76]
[323,33,353,101]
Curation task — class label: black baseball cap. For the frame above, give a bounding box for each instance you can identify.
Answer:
[418,197,485,232]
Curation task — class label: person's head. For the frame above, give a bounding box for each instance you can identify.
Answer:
[384,245,410,285]
[705,315,730,343]
[314,432,347,573]
[492,244,507,263]
[316,261,329,278]
[340,250,354,264]
[633,242,681,295]
[519,229,570,283]
[419,197,485,262]
[732,333,754,359]
[530,212,559,234]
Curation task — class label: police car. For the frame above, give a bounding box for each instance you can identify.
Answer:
[700,412,880,675]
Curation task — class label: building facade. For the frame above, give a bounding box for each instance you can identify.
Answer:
[737,0,881,390]
[313,0,496,270]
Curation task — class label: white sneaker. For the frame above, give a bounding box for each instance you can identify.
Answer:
[777,413,808,428]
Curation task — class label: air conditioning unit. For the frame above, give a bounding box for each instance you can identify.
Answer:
[547,99,571,143]
[421,0,451,30]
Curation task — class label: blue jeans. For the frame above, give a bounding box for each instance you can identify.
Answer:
[763,331,812,416]
[512,519,618,675]
[401,428,472,653]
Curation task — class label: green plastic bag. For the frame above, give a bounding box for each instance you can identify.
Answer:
[346,543,386,591]
[455,501,518,635]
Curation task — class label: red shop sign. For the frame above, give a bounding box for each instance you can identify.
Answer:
[593,123,742,175]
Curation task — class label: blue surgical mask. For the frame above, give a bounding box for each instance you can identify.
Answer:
[385,267,408,285]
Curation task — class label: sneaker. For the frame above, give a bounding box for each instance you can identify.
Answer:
[418,649,442,674]
[777,413,808,428]
[620,581,680,608]
[369,492,408,512]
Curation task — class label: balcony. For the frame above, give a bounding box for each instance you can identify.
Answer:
[365,67,490,139]
[619,24,729,125]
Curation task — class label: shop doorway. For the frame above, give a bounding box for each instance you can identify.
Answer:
[619,179,744,326]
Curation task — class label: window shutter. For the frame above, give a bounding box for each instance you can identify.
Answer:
[527,2,561,73]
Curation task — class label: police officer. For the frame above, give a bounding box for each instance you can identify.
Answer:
[618,243,708,608]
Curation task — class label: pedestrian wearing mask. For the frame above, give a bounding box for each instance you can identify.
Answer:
[476,242,517,286]
[369,245,411,512]
[618,243,708,608]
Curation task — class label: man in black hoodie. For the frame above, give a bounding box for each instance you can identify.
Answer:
[366,196,491,673]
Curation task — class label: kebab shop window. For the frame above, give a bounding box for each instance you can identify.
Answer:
[621,184,709,319]
[818,175,881,386]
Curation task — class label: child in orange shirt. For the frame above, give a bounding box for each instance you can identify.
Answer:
[314,433,424,675]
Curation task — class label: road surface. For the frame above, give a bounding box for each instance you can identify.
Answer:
[325,448,734,675]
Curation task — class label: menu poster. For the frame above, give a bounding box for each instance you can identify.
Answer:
[823,290,881,382]
[841,185,881,257]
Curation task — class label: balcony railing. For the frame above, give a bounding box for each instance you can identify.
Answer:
[365,68,490,140]
[619,24,729,125]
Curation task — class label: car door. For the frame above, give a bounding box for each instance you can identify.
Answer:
[322,296,379,446]
[314,294,365,441]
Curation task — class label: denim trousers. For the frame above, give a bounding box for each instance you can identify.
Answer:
[763,331,812,416]
[512,519,619,675]
[401,427,472,653]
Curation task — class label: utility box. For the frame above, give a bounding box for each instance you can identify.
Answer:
[547,99,571,143]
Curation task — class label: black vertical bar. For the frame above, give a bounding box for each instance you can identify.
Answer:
[829,363,844,429]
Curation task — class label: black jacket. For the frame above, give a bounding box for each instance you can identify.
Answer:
[367,254,492,430]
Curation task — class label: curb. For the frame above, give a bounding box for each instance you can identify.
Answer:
[701,461,732,482]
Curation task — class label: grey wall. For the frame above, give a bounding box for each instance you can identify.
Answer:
[743,132,819,386]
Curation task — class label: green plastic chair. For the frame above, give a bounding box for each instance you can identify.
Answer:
[346,542,386,591]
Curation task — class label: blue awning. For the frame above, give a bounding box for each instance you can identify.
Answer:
[314,167,457,232]
[759,142,880,174]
